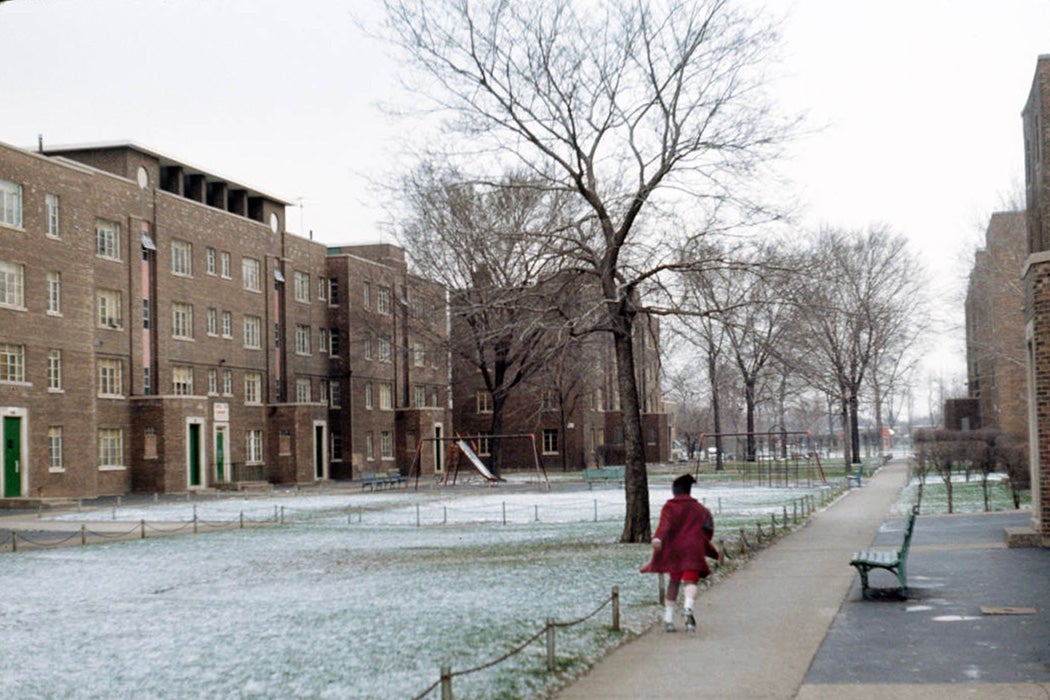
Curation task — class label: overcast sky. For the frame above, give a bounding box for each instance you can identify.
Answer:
[3,0,1049,377]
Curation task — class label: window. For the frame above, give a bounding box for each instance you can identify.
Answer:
[0,260,24,308]
[206,247,216,275]
[364,382,374,409]
[295,324,311,354]
[48,427,63,471]
[97,289,123,329]
[172,302,194,339]
[220,251,231,278]
[318,328,329,353]
[329,329,340,356]
[98,358,123,397]
[47,271,61,314]
[476,390,493,413]
[363,333,373,361]
[246,430,264,463]
[244,372,262,404]
[363,281,371,309]
[206,308,218,336]
[542,428,559,455]
[478,433,491,456]
[143,366,152,396]
[319,379,329,403]
[242,257,261,291]
[365,432,375,460]
[414,385,426,408]
[221,310,233,338]
[330,381,341,408]
[208,368,218,395]
[171,239,192,276]
[378,335,391,363]
[542,389,558,411]
[142,300,150,330]
[413,341,426,367]
[47,349,62,391]
[144,426,158,460]
[95,219,120,260]
[296,378,311,403]
[98,428,124,468]
[378,383,393,410]
[0,343,25,382]
[0,179,22,228]
[172,365,194,395]
[222,369,233,396]
[331,434,342,461]
[329,278,339,304]
[380,431,393,460]
[45,193,59,237]
[243,315,261,349]
[377,285,391,314]
[430,388,439,408]
[294,271,310,302]
[318,277,328,301]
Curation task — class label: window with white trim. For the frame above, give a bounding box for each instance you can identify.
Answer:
[380,431,393,460]
[318,327,329,353]
[205,247,216,275]
[296,378,311,403]
[242,257,261,291]
[413,341,426,367]
[329,381,341,408]
[0,179,22,228]
[208,368,218,395]
[47,349,62,391]
[365,382,373,409]
[48,426,63,470]
[222,369,233,396]
[0,260,24,308]
[47,271,61,315]
[363,281,371,309]
[98,428,124,468]
[95,219,120,260]
[295,324,311,354]
[98,358,123,397]
[378,335,391,363]
[363,333,373,361]
[246,430,264,463]
[0,343,25,383]
[97,289,123,329]
[378,383,393,410]
[542,428,559,455]
[206,308,218,336]
[220,251,231,278]
[171,239,192,276]
[172,302,194,339]
[377,285,391,314]
[318,277,328,301]
[319,379,329,403]
[221,310,232,338]
[244,315,261,349]
[365,431,374,460]
[414,385,426,408]
[172,365,194,395]
[244,372,262,404]
[476,390,493,413]
[294,271,310,302]
[45,193,59,237]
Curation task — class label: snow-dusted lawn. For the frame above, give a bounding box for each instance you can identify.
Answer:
[2,482,826,699]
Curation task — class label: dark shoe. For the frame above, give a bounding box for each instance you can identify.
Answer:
[684,613,696,632]
[664,622,676,633]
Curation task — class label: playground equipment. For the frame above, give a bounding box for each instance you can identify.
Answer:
[408,433,551,490]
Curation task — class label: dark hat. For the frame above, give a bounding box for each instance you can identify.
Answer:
[672,473,696,495]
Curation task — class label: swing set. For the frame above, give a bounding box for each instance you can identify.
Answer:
[407,433,551,490]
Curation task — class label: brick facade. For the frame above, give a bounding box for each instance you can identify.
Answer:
[1022,55,1050,544]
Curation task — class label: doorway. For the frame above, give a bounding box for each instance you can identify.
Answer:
[3,416,21,498]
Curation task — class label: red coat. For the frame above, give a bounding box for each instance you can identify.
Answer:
[641,494,719,576]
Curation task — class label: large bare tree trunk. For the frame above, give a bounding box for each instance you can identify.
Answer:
[614,323,651,543]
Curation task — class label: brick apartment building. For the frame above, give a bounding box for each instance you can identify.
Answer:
[1022,54,1050,545]
[965,210,1027,437]
[0,140,448,501]
[451,310,670,474]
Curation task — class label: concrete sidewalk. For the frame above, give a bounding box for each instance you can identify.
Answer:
[556,459,1050,699]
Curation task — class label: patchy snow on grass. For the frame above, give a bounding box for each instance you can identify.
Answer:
[5,481,827,699]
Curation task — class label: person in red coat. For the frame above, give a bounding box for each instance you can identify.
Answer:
[641,473,720,632]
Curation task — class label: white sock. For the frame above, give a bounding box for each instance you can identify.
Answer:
[664,604,675,623]
[684,598,695,615]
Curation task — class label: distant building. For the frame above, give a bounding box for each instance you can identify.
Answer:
[964,211,1027,437]
[0,141,449,501]
[1021,54,1050,545]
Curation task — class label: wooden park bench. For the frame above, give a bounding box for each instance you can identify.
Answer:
[583,465,625,488]
[360,471,405,491]
[849,504,919,599]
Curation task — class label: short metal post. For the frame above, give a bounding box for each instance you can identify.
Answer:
[593,500,598,522]
[11,532,16,552]
[440,666,452,700]
[416,504,421,527]
[81,524,86,546]
[546,619,556,672]
[502,501,507,525]
[240,511,245,529]
[612,586,620,631]
[534,504,539,522]
[140,519,146,539]
[280,506,285,524]
[193,514,198,534]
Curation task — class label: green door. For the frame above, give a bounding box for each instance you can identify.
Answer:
[215,428,226,482]
[188,423,202,487]
[4,417,21,498]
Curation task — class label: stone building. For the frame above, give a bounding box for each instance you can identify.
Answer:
[965,210,1027,437]
[1021,54,1050,545]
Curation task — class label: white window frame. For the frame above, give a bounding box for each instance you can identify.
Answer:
[542,428,559,455]
[206,307,218,336]
[222,369,233,396]
[242,257,261,292]
[97,289,123,329]
[378,335,391,363]
[477,390,493,413]
[95,219,121,260]
[413,341,426,367]
[205,246,216,275]
[220,251,231,279]
[0,179,22,228]
[380,431,394,460]
[221,310,233,338]
[47,349,62,391]
[172,302,194,340]
[98,428,124,469]
[377,285,391,314]
[47,271,61,315]
[45,193,59,237]
[246,429,264,464]
[0,260,24,309]
[207,368,218,395]
[378,383,393,410]
[414,385,426,408]
[172,365,194,395]
[295,324,311,355]
[171,239,193,276]
[294,271,310,302]
[0,343,25,383]
[48,426,63,471]
[365,382,373,409]
[296,378,311,403]
[244,315,262,349]
[97,358,123,397]
[244,372,262,404]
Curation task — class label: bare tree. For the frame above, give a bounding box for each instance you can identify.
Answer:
[382,0,793,541]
